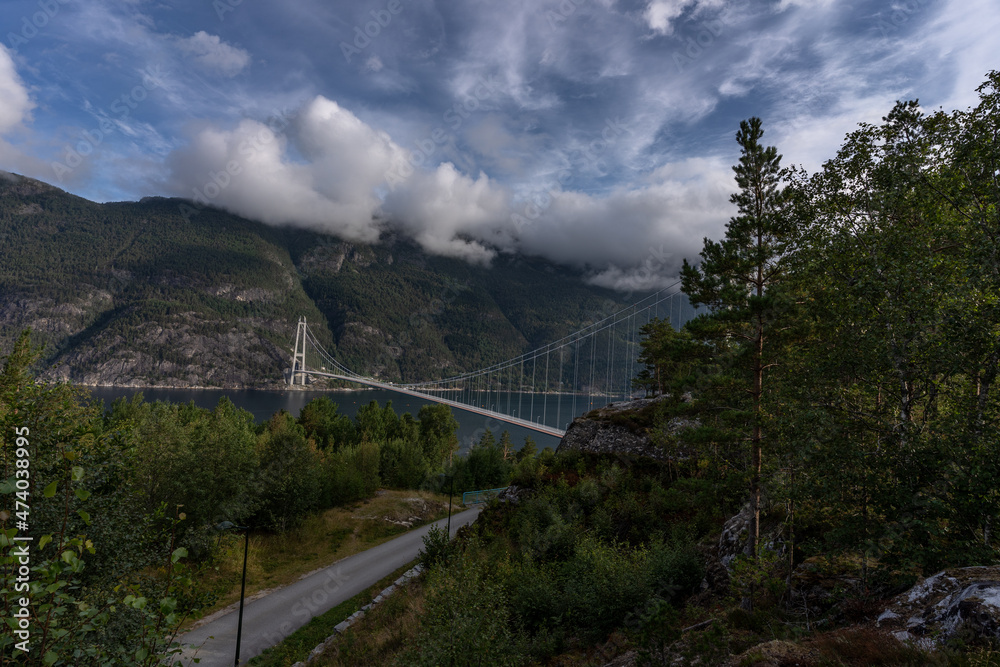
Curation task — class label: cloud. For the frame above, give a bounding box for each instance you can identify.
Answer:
[165,95,516,264]
[0,44,49,179]
[518,157,734,288]
[165,94,735,280]
[0,45,33,134]
[166,97,403,242]
[382,163,510,265]
[644,0,724,35]
[175,31,251,77]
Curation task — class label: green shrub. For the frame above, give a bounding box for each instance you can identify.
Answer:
[402,548,524,667]
[320,440,381,507]
[560,536,653,642]
[418,524,451,569]
[380,437,429,489]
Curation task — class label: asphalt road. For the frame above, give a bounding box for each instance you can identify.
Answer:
[177,506,481,666]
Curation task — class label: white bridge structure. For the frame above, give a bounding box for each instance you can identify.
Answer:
[288,281,698,438]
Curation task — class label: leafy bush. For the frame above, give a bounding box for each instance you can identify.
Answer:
[560,536,654,642]
[402,547,524,667]
[380,437,429,489]
[320,440,381,508]
[418,524,451,569]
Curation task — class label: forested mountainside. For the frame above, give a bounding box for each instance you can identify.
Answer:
[0,172,638,388]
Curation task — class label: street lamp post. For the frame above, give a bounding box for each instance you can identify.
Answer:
[438,473,455,538]
[447,473,454,537]
[215,521,249,666]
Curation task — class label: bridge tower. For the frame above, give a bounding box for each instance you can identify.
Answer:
[289,316,307,386]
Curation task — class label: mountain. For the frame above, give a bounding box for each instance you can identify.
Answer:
[0,172,644,388]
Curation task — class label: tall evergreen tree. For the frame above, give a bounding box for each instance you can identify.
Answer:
[681,117,796,563]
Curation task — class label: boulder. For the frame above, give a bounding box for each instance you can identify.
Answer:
[556,395,676,461]
[877,566,1000,647]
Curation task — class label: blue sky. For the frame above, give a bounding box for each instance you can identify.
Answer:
[1,0,997,288]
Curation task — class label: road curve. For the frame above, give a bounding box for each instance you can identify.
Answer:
[177,506,482,666]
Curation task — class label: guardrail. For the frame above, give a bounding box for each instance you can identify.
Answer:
[461,487,509,505]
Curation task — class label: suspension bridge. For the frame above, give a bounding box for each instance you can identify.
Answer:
[287,281,699,438]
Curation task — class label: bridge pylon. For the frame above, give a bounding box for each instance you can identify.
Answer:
[289,316,307,386]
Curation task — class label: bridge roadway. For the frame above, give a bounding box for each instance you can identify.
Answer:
[296,371,568,438]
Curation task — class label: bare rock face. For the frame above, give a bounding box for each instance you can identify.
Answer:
[556,396,674,461]
[718,502,755,570]
[877,566,1000,647]
[39,314,290,388]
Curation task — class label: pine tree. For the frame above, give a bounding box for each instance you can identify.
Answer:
[681,117,796,566]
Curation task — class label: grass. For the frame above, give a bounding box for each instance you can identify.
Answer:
[248,561,418,667]
[187,490,458,625]
[312,569,428,666]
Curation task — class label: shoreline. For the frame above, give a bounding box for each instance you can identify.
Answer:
[76,383,374,393]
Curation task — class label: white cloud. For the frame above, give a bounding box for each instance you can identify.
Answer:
[775,0,835,11]
[644,0,724,35]
[0,45,33,134]
[518,157,734,286]
[0,44,49,179]
[383,163,510,265]
[165,96,507,263]
[175,31,251,77]
[164,95,736,282]
[166,96,403,242]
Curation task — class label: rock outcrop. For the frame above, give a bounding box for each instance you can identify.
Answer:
[556,395,696,461]
[877,566,1000,647]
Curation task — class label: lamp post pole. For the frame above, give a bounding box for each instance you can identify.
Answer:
[447,473,454,537]
[216,521,250,666]
[235,526,249,666]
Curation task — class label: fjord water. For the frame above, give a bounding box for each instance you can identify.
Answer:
[85,387,622,452]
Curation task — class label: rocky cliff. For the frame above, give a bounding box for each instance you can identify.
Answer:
[555,395,698,461]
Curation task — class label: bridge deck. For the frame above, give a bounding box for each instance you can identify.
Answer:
[295,371,568,438]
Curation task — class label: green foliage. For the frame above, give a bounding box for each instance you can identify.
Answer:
[634,598,681,667]
[417,524,451,569]
[402,545,524,667]
[106,395,260,544]
[0,332,202,665]
[418,451,710,662]
[253,412,321,532]
[728,546,787,612]
[417,404,458,468]
[559,536,659,642]
[298,396,356,450]
[680,116,799,572]
[320,440,381,508]
[632,318,710,397]
[380,438,429,489]
[459,429,513,493]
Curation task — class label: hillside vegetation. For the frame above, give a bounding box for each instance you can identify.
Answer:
[0,175,639,388]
